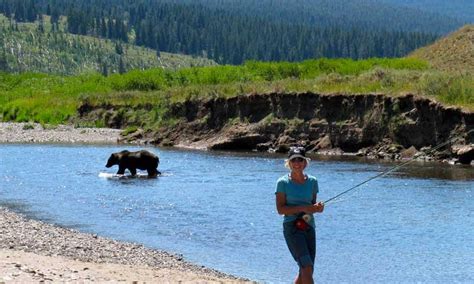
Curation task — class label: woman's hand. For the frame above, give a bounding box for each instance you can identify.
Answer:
[309,202,324,213]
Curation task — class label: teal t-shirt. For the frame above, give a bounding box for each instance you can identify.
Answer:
[275,174,319,227]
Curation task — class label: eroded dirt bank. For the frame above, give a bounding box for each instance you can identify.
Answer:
[80,92,474,164]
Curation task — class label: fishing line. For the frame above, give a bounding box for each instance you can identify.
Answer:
[323,129,474,205]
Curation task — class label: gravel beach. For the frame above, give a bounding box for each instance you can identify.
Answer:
[0,208,247,283]
[0,123,251,283]
[0,122,122,144]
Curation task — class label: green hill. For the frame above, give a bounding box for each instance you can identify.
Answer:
[0,14,216,75]
[409,25,474,73]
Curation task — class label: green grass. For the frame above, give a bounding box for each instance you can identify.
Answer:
[1,57,472,128]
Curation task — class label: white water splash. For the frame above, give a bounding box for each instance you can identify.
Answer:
[98,172,170,179]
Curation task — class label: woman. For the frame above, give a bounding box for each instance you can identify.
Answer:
[275,146,324,284]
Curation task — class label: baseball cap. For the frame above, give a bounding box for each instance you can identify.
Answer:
[288,146,308,161]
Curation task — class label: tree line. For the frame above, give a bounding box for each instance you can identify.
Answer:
[0,0,440,64]
[170,0,465,34]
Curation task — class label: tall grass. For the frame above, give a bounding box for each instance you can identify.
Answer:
[106,57,429,91]
[1,57,471,126]
[418,72,474,107]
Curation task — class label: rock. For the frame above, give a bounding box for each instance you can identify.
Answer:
[160,139,174,147]
[400,146,418,159]
[124,129,144,140]
[377,151,387,159]
[275,144,290,153]
[274,135,295,153]
[209,133,267,150]
[452,144,474,164]
[356,148,369,157]
[317,147,344,156]
[314,135,332,150]
[387,144,403,154]
[256,142,272,152]
[276,135,294,145]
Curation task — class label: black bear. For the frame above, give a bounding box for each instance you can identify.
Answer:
[106,150,160,177]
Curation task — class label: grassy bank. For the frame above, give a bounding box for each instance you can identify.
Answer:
[1,58,472,127]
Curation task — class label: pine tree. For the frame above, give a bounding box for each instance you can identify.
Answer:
[118,56,126,74]
[26,0,37,22]
[14,0,25,22]
[100,18,107,38]
[101,62,108,76]
[115,41,123,55]
[0,49,8,71]
[38,16,45,33]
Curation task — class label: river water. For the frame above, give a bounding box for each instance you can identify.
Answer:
[0,144,473,283]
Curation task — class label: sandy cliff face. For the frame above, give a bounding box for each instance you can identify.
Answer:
[79,92,474,164]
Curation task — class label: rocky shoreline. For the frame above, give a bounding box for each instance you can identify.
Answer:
[0,207,247,283]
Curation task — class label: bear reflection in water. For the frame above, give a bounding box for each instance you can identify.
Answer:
[105,150,160,178]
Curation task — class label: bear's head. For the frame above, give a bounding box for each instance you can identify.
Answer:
[106,153,119,168]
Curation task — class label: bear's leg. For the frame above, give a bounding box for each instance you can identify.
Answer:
[147,168,158,178]
[129,168,137,176]
[117,166,126,175]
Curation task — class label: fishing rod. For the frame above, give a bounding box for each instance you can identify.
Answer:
[323,128,474,205]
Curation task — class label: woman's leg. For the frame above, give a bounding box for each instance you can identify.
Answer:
[298,265,313,284]
[284,223,316,284]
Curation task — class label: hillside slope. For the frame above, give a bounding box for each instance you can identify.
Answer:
[409,25,474,73]
[0,15,216,75]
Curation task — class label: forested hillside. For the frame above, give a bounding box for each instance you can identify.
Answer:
[0,14,215,75]
[0,0,445,65]
[174,0,465,33]
[380,0,474,22]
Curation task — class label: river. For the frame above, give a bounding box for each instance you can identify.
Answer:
[0,144,473,283]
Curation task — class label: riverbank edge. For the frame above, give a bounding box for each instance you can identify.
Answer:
[78,92,472,165]
[0,206,250,283]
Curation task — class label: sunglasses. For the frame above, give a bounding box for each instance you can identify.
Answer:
[290,157,305,162]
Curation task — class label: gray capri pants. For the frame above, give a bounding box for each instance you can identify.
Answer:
[283,221,316,268]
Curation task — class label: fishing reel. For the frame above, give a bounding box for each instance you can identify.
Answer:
[294,213,312,231]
